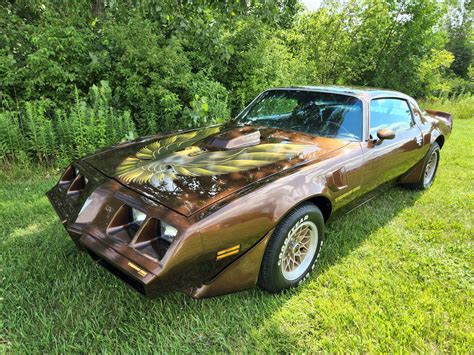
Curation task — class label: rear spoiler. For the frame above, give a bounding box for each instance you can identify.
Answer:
[425,109,453,129]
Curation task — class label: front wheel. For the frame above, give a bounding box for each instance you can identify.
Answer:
[258,203,324,293]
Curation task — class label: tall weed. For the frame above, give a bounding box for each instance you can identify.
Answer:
[0,83,136,167]
[420,93,474,120]
[23,101,56,164]
[0,110,27,163]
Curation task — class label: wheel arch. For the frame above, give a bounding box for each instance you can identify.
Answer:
[277,194,333,224]
[430,129,445,149]
[435,135,445,149]
[306,195,332,222]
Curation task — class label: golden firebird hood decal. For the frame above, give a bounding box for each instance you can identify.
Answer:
[116,127,315,186]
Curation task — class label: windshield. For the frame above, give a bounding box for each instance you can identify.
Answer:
[235,90,363,141]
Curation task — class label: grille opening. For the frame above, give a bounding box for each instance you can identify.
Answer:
[107,205,142,244]
[67,174,86,196]
[85,248,145,295]
[132,218,170,260]
[106,205,171,259]
[59,165,76,187]
[134,239,169,261]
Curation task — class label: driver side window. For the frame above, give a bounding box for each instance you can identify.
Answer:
[369,98,414,137]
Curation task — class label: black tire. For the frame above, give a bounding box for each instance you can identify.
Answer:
[258,203,324,293]
[403,142,440,190]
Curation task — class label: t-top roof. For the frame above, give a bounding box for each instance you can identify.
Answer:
[271,85,412,100]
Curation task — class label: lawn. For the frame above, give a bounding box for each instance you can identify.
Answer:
[2,119,473,352]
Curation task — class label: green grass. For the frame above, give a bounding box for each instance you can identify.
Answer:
[2,119,473,353]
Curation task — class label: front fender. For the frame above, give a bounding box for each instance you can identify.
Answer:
[187,168,331,290]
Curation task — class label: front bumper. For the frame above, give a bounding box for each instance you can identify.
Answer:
[47,162,270,298]
[46,162,185,297]
[80,233,156,295]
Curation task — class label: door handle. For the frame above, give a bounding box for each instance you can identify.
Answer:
[415,136,423,146]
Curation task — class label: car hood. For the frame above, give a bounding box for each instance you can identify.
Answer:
[82,125,348,216]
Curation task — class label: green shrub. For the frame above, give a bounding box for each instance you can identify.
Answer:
[182,72,230,128]
[0,0,472,168]
[420,93,474,120]
[55,84,136,161]
[0,82,136,167]
[104,17,231,134]
[23,100,56,164]
[0,110,27,164]
[223,23,306,115]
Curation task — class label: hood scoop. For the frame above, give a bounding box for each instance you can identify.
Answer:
[210,127,261,149]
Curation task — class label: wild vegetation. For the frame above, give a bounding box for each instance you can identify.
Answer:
[1,0,472,166]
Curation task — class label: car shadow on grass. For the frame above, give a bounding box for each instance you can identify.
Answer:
[4,185,423,351]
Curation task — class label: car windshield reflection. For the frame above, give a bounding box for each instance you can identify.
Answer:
[235,89,363,141]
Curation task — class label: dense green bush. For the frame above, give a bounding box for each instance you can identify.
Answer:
[0,82,135,166]
[0,0,472,167]
[223,22,306,115]
[0,110,27,164]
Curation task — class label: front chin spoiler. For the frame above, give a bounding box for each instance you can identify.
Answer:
[79,233,167,297]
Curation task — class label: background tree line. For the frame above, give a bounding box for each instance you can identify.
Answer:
[0,0,472,166]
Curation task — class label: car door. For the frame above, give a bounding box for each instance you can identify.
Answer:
[361,97,424,191]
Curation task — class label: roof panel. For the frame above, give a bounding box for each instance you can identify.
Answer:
[272,85,411,100]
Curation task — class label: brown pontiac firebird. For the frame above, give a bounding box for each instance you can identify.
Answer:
[47,86,452,298]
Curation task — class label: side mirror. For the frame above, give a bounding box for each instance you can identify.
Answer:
[377,128,395,141]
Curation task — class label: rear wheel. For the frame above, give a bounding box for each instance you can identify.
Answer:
[258,203,324,293]
[404,142,440,190]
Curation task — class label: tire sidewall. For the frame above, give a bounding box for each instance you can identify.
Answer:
[267,205,324,290]
[422,143,440,189]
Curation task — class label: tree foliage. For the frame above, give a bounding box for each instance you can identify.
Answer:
[0,0,472,166]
